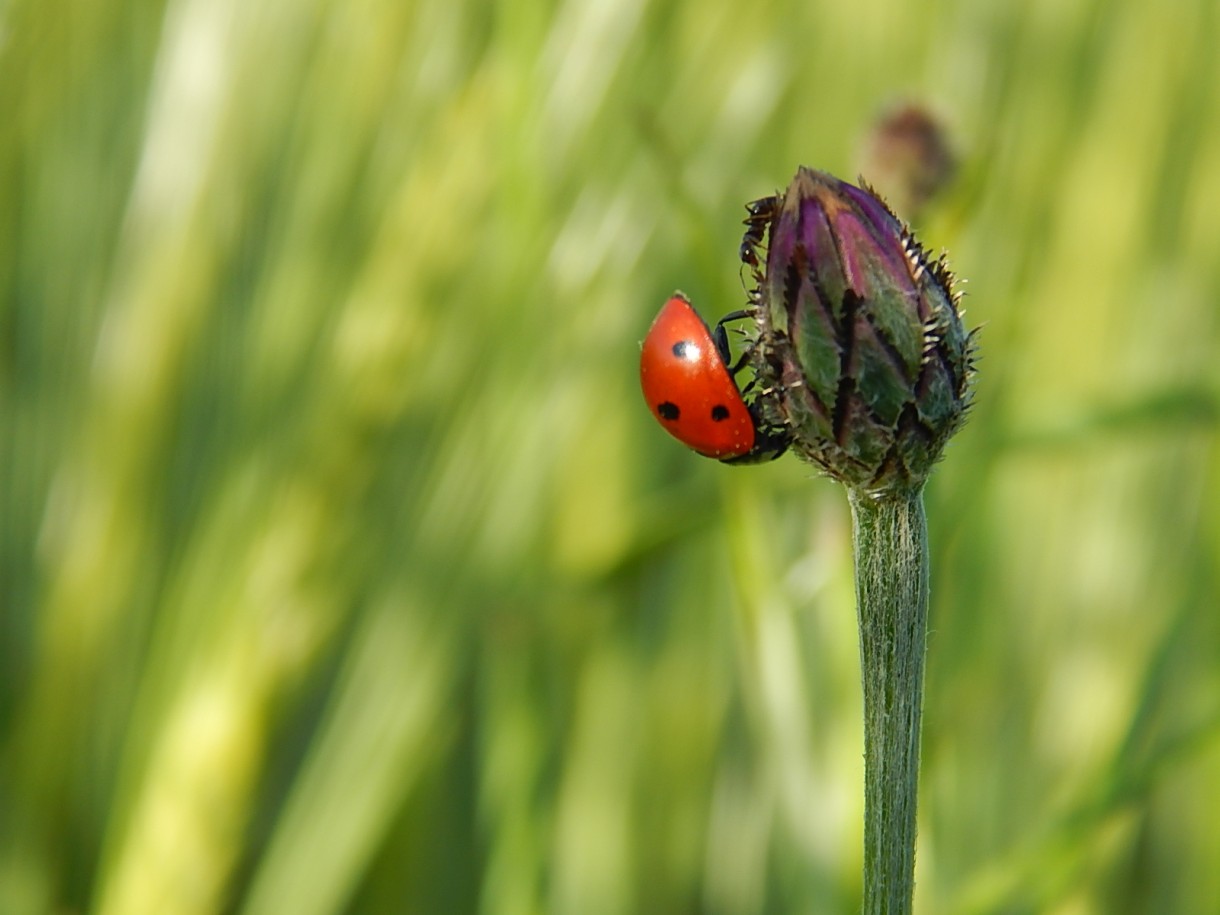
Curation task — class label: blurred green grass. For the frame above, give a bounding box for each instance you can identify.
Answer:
[2,0,1218,913]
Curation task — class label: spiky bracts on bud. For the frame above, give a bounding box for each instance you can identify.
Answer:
[753,167,976,494]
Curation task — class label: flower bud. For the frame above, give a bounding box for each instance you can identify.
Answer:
[753,167,976,494]
[856,102,957,222]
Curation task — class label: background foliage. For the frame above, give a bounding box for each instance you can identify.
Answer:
[2,0,1218,912]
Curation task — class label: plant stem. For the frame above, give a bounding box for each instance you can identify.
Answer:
[848,487,930,915]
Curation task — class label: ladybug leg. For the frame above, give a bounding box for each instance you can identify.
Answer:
[711,321,733,367]
[725,338,757,378]
[711,309,759,375]
[716,308,753,325]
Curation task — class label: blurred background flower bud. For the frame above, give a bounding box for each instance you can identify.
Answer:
[757,167,976,493]
[856,101,957,223]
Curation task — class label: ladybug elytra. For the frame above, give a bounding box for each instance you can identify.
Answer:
[639,293,788,464]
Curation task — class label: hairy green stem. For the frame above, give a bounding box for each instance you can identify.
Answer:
[848,487,929,915]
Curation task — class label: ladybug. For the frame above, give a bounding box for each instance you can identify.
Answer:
[639,293,788,464]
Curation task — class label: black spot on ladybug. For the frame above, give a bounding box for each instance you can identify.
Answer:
[657,401,681,421]
[671,340,694,359]
[711,405,730,421]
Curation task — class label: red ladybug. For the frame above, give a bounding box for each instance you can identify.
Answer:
[639,293,788,464]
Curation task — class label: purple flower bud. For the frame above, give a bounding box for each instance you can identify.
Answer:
[751,167,976,493]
